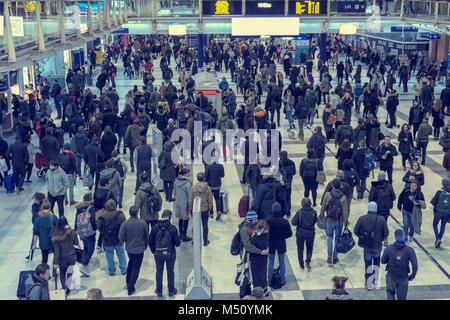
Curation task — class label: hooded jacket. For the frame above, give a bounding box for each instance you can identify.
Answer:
[134,182,163,221]
[265,210,292,254]
[253,177,277,220]
[74,132,89,155]
[368,180,396,211]
[46,167,69,197]
[149,219,181,255]
[52,227,79,265]
[188,182,214,213]
[354,211,389,249]
[205,162,225,190]
[158,141,177,181]
[95,204,126,247]
[41,134,60,162]
[173,176,192,220]
[125,124,144,148]
[25,272,50,300]
[239,219,261,255]
[100,167,122,200]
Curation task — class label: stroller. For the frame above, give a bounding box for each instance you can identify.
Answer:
[35,152,48,180]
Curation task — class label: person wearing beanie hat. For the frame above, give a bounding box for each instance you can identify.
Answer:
[354,201,389,290]
[95,199,127,276]
[266,202,292,286]
[430,178,450,248]
[57,142,78,207]
[381,229,418,300]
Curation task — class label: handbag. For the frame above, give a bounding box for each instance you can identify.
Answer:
[317,214,326,230]
[337,227,356,254]
[315,160,326,185]
[74,245,85,264]
[49,269,66,300]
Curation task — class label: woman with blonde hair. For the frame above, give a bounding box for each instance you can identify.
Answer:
[32,198,59,264]
[432,99,445,140]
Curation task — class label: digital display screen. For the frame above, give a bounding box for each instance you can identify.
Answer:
[202,0,242,15]
[232,17,299,36]
[245,1,285,15]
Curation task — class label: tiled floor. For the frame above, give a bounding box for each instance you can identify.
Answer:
[0,45,449,300]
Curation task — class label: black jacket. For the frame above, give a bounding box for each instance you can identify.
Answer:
[57,152,77,175]
[40,135,60,162]
[101,132,118,161]
[84,143,105,172]
[265,210,292,254]
[149,219,181,255]
[291,207,317,238]
[369,180,396,211]
[245,164,263,191]
[354,212,389,249]
[7,142,29,168]
[205,162,224,190]
[397,189,425,213]
[376,143,398,168]
[279,157,296,188]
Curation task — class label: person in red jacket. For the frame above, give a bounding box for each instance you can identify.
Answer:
[443,150,450,178]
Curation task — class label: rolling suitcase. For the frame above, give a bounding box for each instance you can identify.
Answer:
[238,187,250,218]
[4,174,14,193]
[17,270,34,299]
[220,191,229,214]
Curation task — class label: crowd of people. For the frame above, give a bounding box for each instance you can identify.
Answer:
[1,33,449,300]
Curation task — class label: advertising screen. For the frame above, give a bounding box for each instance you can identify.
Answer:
[169,25,187,36]
[288,0,327,15]
[232,17,299,36]
[245,1,285,15]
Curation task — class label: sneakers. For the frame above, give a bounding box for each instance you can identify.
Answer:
[65,200,69,206]
[128,288,136,296]
[209,213,214,219]
[327,254,332,264]
[182,236,192,242]
[69,201,77,206]
[435,239,442,248]
[168,288,178,297]
[299,263,304,270]
[97,246,104,254]
[154,289,162,297]
[305,262,311,271]
[216,213,222,221]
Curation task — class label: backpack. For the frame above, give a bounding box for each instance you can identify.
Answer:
[145,189,161,214]
[230,227,251,255]
[76,206,96,238]
[302,159,317,177]
[270,268,283,290]
[387,246,410,276]
[436,191,450,216]
[344,171,358,188]
[114,160,125,178]
[101,211,121,246]
[357,214,378,248]
[155,226,172,256]
[326,191,343,220]
[314,137,326,156]
[341,126,353,142]
[364,149,375,170]
[376,185,393,211]
[100,169,117,181]
[327,113,336,125]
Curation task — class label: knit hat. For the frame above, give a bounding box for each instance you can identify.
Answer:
[272,202,281,213]
[63,143,71,150]
[368,201,377,213]
[443,178,450,187]
[246,211,257,221]
[378,171,386,181]
[105,199,117,211]
[394,229,406,242]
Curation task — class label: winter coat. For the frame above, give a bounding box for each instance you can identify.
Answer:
[397,189,425,213]
[134,182,163,221]
[57,151,77,175]
[125,124,144,148]
[381,242,418,278]
[158,141,177,182]
[7,142,29,169]
[205,162,225,190]
[279,157,296,189]
[376,143,398,168]
[416,122,432,143]
[444,150,450,171]
[291,207,317,238]
[307,133,327,158]
[319,189,349,224]
[354,212,389,249]
[173,176,192,220]
[41,135,60,162]
[188,182,214,213]
[398,130,414,155]
[101,132,118,160]
[253,177,277,220]
[74,132,89,155]
[84,143,105,172]
[353,124,367,148]
[100,167,122,200]
[402,169,424,188]
[265,211,292,254]
[245,164,263,191]
[118,216,149,254]
[46,167,69,197]
[96,208,126,247]
[33,213,59,250]
[149,219,181,255]
[368,180,396,211]
[52,227,79,265]
[25,272,50,300]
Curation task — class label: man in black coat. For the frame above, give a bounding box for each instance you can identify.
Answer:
[40,127,60,163]
[369,171,396,227]
[84,136,105,191]
[352,140,371,199]
[376,136,398,184]
[205,159,225,221]
[279,151,296,217]
[7,135,29,193]
[398,63,409,93]
[440,83,450,114]
[50,80,62,119]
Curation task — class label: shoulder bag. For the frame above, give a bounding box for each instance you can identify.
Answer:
[315,159,326,185]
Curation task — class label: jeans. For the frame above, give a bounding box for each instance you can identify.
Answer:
[126,252,144,292]
[432,215,448,241]
[297,118,307,137]
[286,109,293,126]
[65,174,75,203]
[201,211,209,244]
[402,209,414,240]
[104,244,127,275]
[267,252,286,283]
[363,247,382,287]
[154,253,176,293]
[48,193,65,217]
[416,141,428,164]
[326,220,342,259]
[13,166,26,190]
[297,235,314,266]
[58,254,76,290]
[386,273,409,300]
[212,189,223,213]
[75,154,84,178]
[82,235,96,266]
[308,108,315,126]
[117,136,124,150]
[118,184,124,207]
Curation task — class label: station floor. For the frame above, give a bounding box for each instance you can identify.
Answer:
[0,50,449,300]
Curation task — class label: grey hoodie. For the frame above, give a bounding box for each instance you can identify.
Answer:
[100,167,122,200]
[46,167,69,197]
[25,272,50,300]
[173,176,192,220]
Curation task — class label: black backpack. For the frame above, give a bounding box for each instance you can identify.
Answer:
[145,188,161,214]
[230,230,243,256]
[114,159,125,178]
[341,126,353,142]
[302,159,317,177]
[357,214,378,248]
[155,226,172,256]
[326,191,343,220]
[270,267,283,290]
[387,246,410,276]
[101,211,121,246]
[376,186,393,211]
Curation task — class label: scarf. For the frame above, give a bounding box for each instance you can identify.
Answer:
[63,149,78,168]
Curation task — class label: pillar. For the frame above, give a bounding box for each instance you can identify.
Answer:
[428,35,450,63]
[36,0,45,52]
[197,34,204,68]
[319,33,327,62]
[87,0,93,35]
[98,0,104,32]
[104,0,111,29]
[118,0,123,25]
[58,0,66,44]
[4,1,16,63]
[76,0,82,38]
[124,0,128,23]
[112,0,118,26]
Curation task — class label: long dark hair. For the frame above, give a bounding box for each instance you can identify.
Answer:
[53,216,70,237]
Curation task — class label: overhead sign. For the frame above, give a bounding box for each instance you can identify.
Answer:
[232,18,299,36]
[25,1,43,13]
[337,1,366,13]
[202,0,242,15]
[10,16,24,37]
[112,28,129,34]
[246,1,284,15]
[391,26,418,32]
[419,32,441,40]
[168,25,187,36]
[339,24,358,35]
[289,0,327,15]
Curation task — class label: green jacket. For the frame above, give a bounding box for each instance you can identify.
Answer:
[134,182,163,221]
